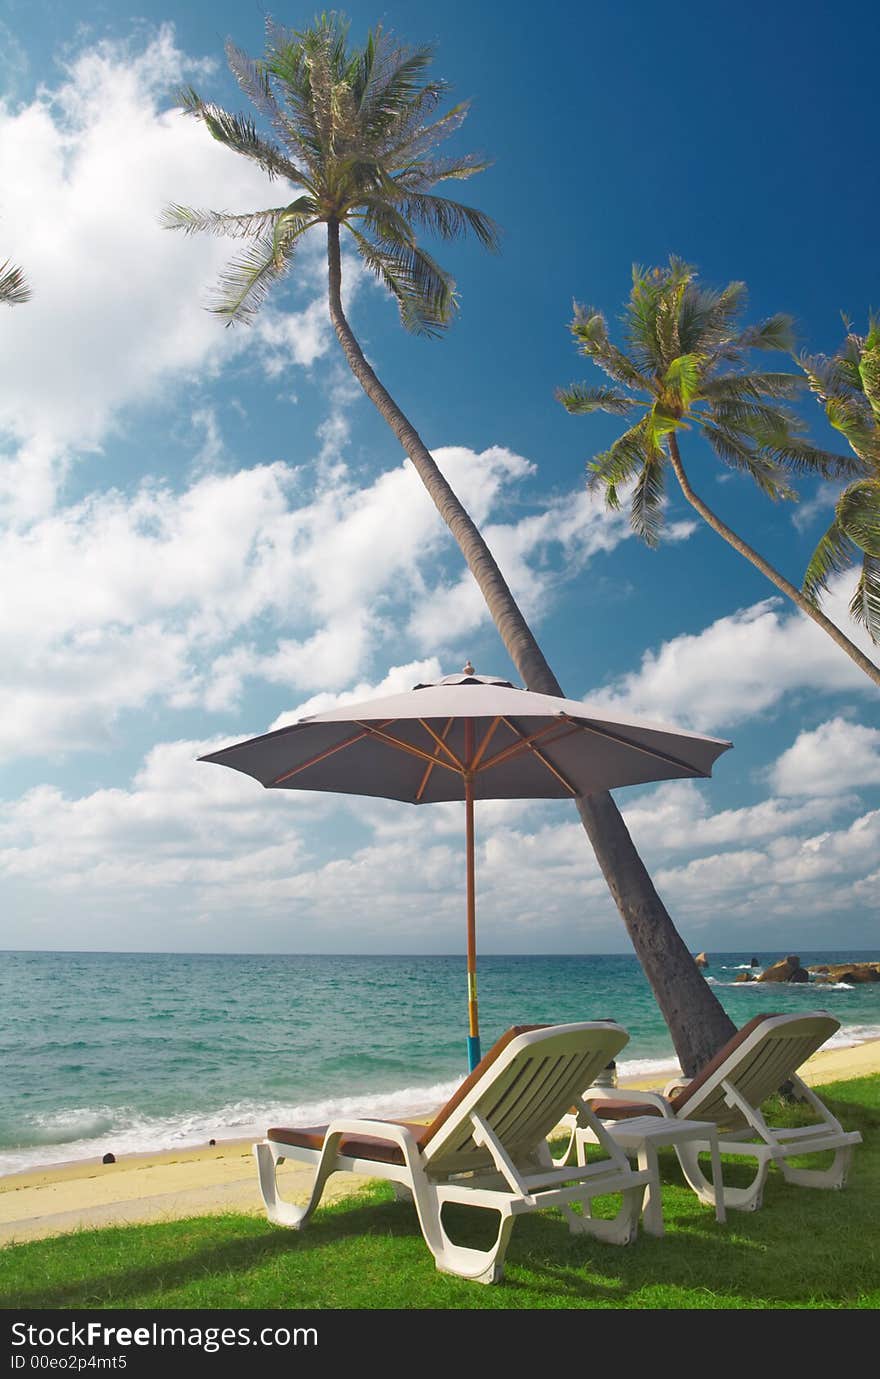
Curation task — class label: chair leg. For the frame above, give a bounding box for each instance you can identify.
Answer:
[779,1145,855,1190]
[562,1184,644,1245]
[253,1141,333,1229]
[675,1141,769,1213]
[429,1193,517,1284]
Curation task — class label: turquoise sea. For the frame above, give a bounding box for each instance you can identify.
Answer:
[2,949,879,1175]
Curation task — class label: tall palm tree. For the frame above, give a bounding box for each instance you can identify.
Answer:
[799,318,880,645]
[558,259,879,687]
[0,260,30,306]
[164,15,735,1073]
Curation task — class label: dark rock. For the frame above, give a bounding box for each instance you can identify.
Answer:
[209,1139,216,1146]
[757,955,809,984]
[750,957,759,967]
[102,1152,116,1165]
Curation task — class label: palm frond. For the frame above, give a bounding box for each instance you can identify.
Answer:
[587,417,654,496]
[161,203,312,239]
[570,305,652,390]
[664,354,702,408]
[389,193,500,250]
[630,450,665,546]
[0,260,31,305]
[177,88,309,185]
[556,384,635,416]
[859,337,880,423]
[699,371,803,403]
[803,517,861,604]
[700,422,794,500]
[836,479,880,556]
[755,425,863,479]
[849,553,880,643]
[224,42,316,173]
[733,313,796,353]
[825,396,880,467]
[209,217,307,324]
[349,226,454,335]
[677,279,747,356]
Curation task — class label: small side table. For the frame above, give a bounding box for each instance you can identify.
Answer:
[598,1115,726,1236]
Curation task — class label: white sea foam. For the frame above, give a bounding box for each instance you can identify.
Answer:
[4,1023,879,1177]
[0,1077,464,1177]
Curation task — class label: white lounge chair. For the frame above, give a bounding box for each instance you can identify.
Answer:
[254,1022,653,1284]
[556,1012,862,1214]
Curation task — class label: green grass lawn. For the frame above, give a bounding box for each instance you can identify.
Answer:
[2,1076,878,1310]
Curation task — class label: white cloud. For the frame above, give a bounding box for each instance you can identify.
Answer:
[652,808,880,925]
[771,717,880,797]
[0,438,633,760]
[585,575,879,731]
[2,719,876,953]
[0,26,338,521]
[621,779,848,852]
[407,479,633,648]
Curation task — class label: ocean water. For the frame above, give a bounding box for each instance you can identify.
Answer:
[1,949,878,1175]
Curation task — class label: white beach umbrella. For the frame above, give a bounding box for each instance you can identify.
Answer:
[201,665,731,1069]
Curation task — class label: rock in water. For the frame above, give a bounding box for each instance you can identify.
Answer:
[735,971,755,983]
[757,955,809,984]
[694,952,709,969]
[806,962,880,984]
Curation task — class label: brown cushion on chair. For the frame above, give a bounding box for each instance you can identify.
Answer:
[668,1013,778,1115]
[267,1120,429,1166]
[586,1099,665,1120]
[266,1027,549,1166]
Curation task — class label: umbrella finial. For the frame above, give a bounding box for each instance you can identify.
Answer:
[463,660,475,676]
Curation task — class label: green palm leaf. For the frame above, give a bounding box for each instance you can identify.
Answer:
[0,260,31,305]
[557,384,635,416]
[803,517,861,604]
[849,554,880,641]
[166,17,495,339]
[836,480,880,556]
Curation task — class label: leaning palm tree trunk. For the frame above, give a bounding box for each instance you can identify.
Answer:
[327,220,734,1074]
[668,436,880,685]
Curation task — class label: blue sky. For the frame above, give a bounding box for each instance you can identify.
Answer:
[0,0,878,955]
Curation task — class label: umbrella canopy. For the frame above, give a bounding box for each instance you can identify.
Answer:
[201,666,731,1067]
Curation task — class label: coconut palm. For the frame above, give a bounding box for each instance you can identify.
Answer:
[0,260,30,306]
[559,259,879,687]
[164,15,735,1073]
[799,318,880,645]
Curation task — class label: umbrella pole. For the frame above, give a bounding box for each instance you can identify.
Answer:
[464,726,481,1071]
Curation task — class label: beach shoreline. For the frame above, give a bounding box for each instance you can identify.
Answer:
[2,1034,877,1248]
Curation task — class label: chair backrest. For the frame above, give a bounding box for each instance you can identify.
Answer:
[420,1022,629,1175]
[671,1012,840,1131]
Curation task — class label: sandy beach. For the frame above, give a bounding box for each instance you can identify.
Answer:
[1,1035,877,1248]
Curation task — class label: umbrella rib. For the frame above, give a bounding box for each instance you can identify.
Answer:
[270,720,398,785]
[477,720,581,780]
[470,716,503,771]
[490,717,580,795]
[353,721,462,775]
[416,718,455,801]
[418,718,464,769]
[557,713,706,777]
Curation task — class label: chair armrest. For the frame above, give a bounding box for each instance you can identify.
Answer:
[662,1076,690,1098]
[582,1086,673,1116]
